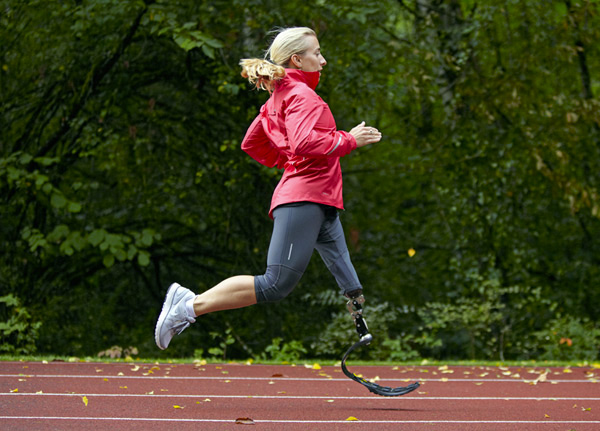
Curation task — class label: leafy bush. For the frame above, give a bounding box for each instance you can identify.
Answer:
[259,337,307,363]
[0,294,41,354]
[533,316,600,361]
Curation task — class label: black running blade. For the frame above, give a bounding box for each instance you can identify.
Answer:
[341,335,420,397]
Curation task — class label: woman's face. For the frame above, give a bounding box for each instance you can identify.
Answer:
[293,36,327,72]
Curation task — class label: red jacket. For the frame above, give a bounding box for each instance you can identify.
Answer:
[241,69,357,218]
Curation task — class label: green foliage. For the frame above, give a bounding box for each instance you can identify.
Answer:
[260,337,307,363]
[0,295,41,354]
[207,328,236,360]
[533,316,600,361]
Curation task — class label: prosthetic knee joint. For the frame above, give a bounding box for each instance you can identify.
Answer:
[346,289,372,343]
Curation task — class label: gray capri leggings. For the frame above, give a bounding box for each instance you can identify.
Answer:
[255,202,362,303]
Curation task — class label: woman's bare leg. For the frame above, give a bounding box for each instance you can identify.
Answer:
[193,275,257,316]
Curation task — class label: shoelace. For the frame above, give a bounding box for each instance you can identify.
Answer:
[170,317,194,335]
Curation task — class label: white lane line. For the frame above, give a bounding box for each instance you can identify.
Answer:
[1,416,600,425]
[3,393,600,401]
[0,374,595,383]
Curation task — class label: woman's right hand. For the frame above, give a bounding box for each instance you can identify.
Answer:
[349,121,382,148]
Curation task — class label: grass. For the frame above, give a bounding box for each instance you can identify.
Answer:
[1,354,598,369]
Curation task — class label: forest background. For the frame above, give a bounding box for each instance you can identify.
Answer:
[2,0,600,363]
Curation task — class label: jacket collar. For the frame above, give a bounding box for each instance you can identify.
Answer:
[282,68,320,90]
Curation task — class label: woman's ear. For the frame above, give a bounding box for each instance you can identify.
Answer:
[290,54,302,68]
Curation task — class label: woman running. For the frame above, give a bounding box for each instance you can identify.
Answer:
[155,27,381,350]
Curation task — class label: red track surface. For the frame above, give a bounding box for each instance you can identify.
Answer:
[1,361,599,430]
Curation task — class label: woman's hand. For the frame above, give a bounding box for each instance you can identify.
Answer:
[349,121,382,148]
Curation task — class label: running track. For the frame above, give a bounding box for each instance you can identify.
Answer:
[1,361,599,430]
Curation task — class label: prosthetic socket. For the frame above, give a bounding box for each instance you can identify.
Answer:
[346,289,372,343]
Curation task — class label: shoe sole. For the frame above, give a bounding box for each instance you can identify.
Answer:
[154,283,181,350]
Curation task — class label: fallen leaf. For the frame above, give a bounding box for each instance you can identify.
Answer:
[271,373,284,378]
[408,248,416,257]
[440,378,449,382]
[82,396,88,406]
[145,391,154,395]
[563,368,573,373]
[36,391,43,394]
[235,417,255,425]
[173,405,184,409]
[312,363,322,370]
[10,388,18,393]
[119,386,128,389]
[544,414,550,418]
[326,400,335,403]
[131,365,140,372]
[582,407,591,412]
[438,365,449,371]
[203,398,211,402]
[346,416,359,421]
[534,371,548,384]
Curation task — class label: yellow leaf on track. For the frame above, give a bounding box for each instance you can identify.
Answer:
[346,416,359,421]
[9,388,18,393]
[82,396,88,406]
[173,405,184,409]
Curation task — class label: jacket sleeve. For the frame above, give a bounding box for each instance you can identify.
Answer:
[284,91,357,158]
[241,111,288,169]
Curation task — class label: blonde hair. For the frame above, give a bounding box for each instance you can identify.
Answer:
[240,27,316,92]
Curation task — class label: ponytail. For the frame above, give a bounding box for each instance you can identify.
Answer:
[239,58,286,92]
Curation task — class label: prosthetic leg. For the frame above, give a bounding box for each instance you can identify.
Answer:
[341,290,420,396]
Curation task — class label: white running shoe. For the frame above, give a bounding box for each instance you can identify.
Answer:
[155,283,196,350]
